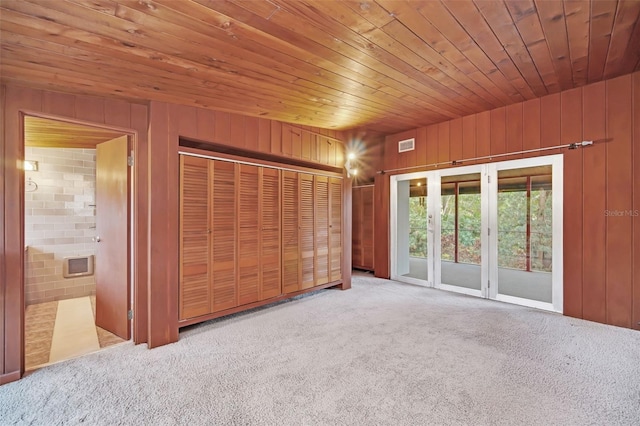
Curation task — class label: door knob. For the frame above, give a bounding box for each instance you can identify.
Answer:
[95,236,101,242]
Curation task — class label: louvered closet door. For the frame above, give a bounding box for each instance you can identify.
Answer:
[211,160,237,312]
[362,186,375,270]
[315,176,330,285]
[179,156,211,320]
[329,178,343,281]
[352,187,363,268]
[300,173,315,289]
[260,168,282,300]
[282,171,300,294]
[238,164,260,305]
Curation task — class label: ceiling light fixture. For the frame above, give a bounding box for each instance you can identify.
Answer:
[345,152,357,178]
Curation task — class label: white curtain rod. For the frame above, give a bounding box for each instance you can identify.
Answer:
[378,141,593,174]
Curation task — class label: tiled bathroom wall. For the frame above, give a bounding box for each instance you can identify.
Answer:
[25,147,97,305]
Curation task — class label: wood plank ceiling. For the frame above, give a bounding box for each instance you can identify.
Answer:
[24,116,126,148]
[1,0,639,135]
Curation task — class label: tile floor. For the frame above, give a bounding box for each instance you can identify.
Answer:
[25,296,126,371]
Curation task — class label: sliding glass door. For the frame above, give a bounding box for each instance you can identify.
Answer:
[390,155,563,312]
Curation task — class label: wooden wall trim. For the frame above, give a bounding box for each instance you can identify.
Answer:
[1,84,6,379]
[376,71,640,330]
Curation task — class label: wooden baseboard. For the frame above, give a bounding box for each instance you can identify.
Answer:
[0,370,21,386]
[178,280,345,328]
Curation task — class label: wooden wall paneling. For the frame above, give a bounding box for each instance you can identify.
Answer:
[561,87,584,319]
[230,113,245,148]
[291,127,302,159]
[582,81,607,323]
[437,121,450,163]
[0,84,5,380]
[282,171,300,293]
[42,91,75,117]
[282,124,293,156]
[148,101,179,348]
[522,98,541,158]
[327,139,337,167]
[315,175,330,285]
[260,168,282,300]
[490,107,506,155]
[196,107,215,141]
[449,118,463,163]
[462,115,476,161]
[605,75,633,327]
[540,93,561,154]
[300,173,315,289]
[633,72,640,331]
[301,128,312,160]
[210,160,238,312]
[130,102,149,345]
[505,103,523,158]
[237,163,260,305]
[173,104,198,139]
[258,118,271,153]
[214,111,230,143]
[179,155,211,320]
[270,120,282,155]
[244,116,259,151]
[362,186,375,269]
[341,175,352,290]
[374,173,390,278]
[475,111,491,158]
[74,95,105,124]
[352,187,363,267]
[416,127,427,166]
[104,99,132,129]
[426,124,439,166]
[330,177,343,281]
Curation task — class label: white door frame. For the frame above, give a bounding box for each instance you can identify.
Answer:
[389,154,564,313]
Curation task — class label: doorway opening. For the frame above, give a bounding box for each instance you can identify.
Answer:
[23,115,133,370]
[391,155,563,312]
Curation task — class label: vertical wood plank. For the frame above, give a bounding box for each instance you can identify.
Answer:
[214,111,230,143]
[173,104,198,139]
[540,93,561,153]
[0,84,5,378]
[147,101,179,348]
[462,115,476,161]
[104,99,131,129]
[230,113,245,148]
[291,127,302,159]
[74,95,104,123]
[258,118,271,153]
[505,103,523,158]
[196,108,215,141]
[490,107,506,156]
[327,139,336,166]
[437,121,450,163]
[476,111,491,158]
[42,91,74,118]
[301,127,312,160]
[131,102,149,345]
[282,124,292,157]
[561,87,584,319]
[374,172,389,278]
[416,127,427,167]
[633,72,640,331]
[522,98,541,158]
[270,120,282,155]
[582,81,607,323]
[606,75,633,327]
[426,124,439,166]
[244,116,259,152]
[449,118,463,163]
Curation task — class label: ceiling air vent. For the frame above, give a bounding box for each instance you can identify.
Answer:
[398,138,415,153]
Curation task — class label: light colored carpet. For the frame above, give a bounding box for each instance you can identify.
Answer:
[1,273,639,425]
